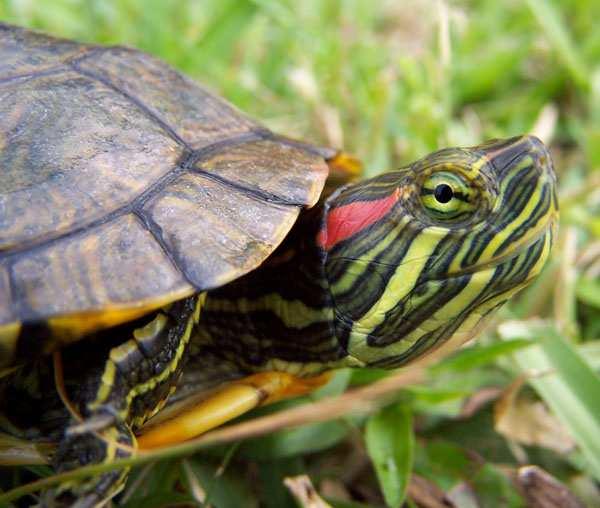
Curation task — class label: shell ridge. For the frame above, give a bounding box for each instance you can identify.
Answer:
[186,129,272,167]
[190,167,303,208]
[0,133,273,262]
[131,209,198,289]
[70,60,191,150]
[269,134,337,160]
[0,66,66,87]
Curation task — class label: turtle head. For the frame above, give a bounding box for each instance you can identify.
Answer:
[320,135,558,368]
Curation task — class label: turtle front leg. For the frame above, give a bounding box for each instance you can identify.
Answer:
[49,420,135,508]
[45,295,202,507]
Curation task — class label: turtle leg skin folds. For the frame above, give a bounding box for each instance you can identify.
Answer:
[47,420,135,508]
[44,296,201,507]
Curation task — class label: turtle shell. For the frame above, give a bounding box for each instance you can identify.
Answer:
[0,24,329,357]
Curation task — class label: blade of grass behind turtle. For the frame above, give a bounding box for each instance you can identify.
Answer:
[365,404,414,508]
[498,321,600,480]
[0,365,426,504]
[524,0,589,90]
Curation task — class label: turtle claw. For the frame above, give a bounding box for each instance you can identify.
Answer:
[46,417,134,508]
[41,486,110,508]
[41,474,124,508]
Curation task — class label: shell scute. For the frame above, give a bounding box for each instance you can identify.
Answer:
[75,47,261,149]
[0,71,182,251]
[0,25,329,341]
[0,23,88,80]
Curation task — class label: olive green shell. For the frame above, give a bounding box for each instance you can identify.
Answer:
[0,24,329,341]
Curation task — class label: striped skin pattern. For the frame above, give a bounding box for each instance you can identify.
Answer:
[83,296,203,428]
[39,295,203,506]
[195,135,557,376]
[325,135,557,367]
[49,421,134,507]
[192,206,342,378]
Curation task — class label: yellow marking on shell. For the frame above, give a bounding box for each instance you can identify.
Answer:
[0,322,21,368]
[327,152,363,177]
[81,233,109,306]
[349,226,446,339]
[45,287,195,346]
[207,293,332,329]
[138,371,332,449]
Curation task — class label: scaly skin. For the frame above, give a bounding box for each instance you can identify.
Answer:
[194,135,557,373]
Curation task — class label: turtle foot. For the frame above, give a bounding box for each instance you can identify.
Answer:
[42,417,135,508]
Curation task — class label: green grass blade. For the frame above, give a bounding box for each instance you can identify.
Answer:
[524,0,589,89]
[500,322,600,480]
[432,339,532,373]
[365,405,414,508]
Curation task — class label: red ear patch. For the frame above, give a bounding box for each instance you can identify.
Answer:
[318,188,400,250]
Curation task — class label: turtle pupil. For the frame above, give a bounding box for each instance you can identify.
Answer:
[434,184,453,203]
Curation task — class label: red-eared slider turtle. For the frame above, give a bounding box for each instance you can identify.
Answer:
[0,23,558,507]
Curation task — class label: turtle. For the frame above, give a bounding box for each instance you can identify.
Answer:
[0,23,558,507]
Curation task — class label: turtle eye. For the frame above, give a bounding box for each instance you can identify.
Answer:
[434,183,453,203]
[420,171,476,220]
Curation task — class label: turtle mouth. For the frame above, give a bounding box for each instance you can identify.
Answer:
[449,211,558,278]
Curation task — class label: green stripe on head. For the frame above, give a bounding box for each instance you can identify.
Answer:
[323,135,558,367]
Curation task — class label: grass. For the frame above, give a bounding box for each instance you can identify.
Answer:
[0,0,599,506]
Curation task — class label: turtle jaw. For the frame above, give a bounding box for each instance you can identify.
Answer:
[349,222,556,370]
